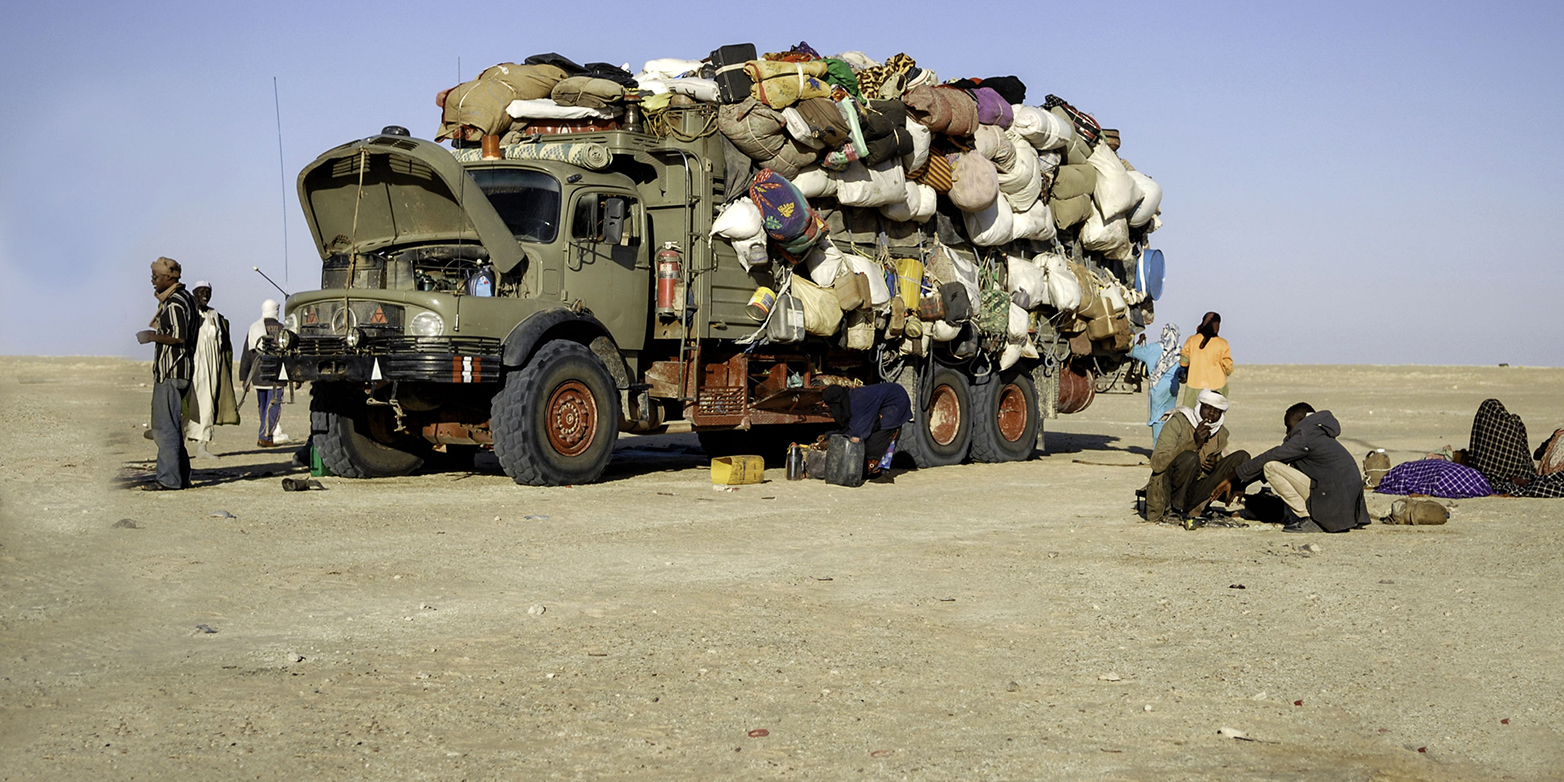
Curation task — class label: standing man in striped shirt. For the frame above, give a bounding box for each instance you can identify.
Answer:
[136,257,198,491]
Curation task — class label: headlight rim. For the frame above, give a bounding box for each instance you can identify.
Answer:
[408,311,445,337]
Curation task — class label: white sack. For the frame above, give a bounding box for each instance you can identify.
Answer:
[639,58,702,81]
[1126,170,1162,228]
[962,197,1015,246]
[929,319,963,342]
[835,161,906,208]
[879,181,936,223]
[1040,252,1082,311]
[634,79,669,94]
[730,234,768,271]
[901,118,931,173]
[711,198,764,240]
[668,78,720,103]
[1007,255,1048,309]
[1008,105,1072,150]
[781,107,826,149]
[845,253,893,307]
[1080,206,1132,257]
[802,240,845,286]
[506,99,617,120]
[1010,200,1057,242]
[834,51,880,70]
[792,166,837,199]
[1000,302,1032,370]
[973,125,1017,172]
[1088,142,1138,221]
[997,130,1042,212]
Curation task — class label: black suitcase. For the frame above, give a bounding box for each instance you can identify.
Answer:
[824,434,866,487]
[710,43,757,104]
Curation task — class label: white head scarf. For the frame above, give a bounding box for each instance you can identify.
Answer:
[1175,389,1229,433]
[248,299,282,350]
[1149,323,1181,386]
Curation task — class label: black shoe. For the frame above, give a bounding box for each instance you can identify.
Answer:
[140,482,180,492]
[1282,518,1323,533]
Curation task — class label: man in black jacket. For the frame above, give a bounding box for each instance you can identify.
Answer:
[1212,402,1371,533]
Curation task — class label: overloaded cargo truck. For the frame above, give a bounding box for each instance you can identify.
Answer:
[260,66,1164,486]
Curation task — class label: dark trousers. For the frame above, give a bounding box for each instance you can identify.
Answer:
[1165,449,1251,514]
[152,378,191,489]
[865,427,899,472]
[257,388,283,441]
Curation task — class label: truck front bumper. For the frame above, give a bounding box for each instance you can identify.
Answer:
[260,336,503,384]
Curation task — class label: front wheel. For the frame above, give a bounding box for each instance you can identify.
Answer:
[900,364,972,468]
[969,370,1040,463]
[310,386,425,478]
[490,341,619,486]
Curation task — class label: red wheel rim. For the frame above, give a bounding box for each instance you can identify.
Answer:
[996,383,1028,443]
[928,384,961,447]
[546,380,597,457]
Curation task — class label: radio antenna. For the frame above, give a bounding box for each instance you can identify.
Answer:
[273,76,290,288]
[252,266,289,297]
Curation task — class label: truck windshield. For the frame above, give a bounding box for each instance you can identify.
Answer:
[470,168,561,243]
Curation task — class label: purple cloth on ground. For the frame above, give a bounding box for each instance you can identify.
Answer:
[1374,459,1493,499]
[968,88,1013,128]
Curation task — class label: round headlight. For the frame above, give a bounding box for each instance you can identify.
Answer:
[285,312,299,332]
[409,311,445,336]
[346,327,367,349]
[276,329,298,351]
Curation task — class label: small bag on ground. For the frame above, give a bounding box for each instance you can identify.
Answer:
[1363,450,1391,488]
[1383,499,1450,526]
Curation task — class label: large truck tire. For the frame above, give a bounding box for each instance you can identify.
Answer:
[491,341,619,486]
[311,386,425,478]
[901,364,972,468]
[969,370,1040,463]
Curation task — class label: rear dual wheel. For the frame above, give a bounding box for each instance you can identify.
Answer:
[969,371,1040,463]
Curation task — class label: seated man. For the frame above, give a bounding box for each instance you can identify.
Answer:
[1144,390,1249,522]
[822,383,913,480]
[1219,402,1370,533]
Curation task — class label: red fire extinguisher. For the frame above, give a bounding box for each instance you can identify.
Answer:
[655,242,681,320]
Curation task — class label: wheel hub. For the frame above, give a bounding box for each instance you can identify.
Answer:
[996,383,1029,443]
[546,380,597,457]
[928,384,961,447]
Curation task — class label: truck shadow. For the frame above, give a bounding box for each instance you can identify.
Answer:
[1043,431,1152,458]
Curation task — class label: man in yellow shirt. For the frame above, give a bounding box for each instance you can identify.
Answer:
[1180,311,1232,407]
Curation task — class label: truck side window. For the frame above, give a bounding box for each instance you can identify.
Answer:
[572,194,637,245]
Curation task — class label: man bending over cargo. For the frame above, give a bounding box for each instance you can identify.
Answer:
[1144,390,1249,522]
[823,383,912,481]
[1213,402,1371,533]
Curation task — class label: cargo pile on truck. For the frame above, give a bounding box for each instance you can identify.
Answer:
[261,41,1169,486]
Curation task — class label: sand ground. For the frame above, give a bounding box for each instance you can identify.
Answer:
[1,358,1561,781]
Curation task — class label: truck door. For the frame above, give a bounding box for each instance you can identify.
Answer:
[566,190,647,350]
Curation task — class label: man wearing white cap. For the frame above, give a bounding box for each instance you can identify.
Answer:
[1144,389,1250,522]
[183,281,239,458]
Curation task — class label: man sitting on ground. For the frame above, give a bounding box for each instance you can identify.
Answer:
[1216,402,1370,533]
[1144,390,1249,522]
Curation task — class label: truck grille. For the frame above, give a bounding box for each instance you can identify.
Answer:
[290,335,502,357]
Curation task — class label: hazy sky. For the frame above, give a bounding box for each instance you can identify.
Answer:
[2,0,1560,365]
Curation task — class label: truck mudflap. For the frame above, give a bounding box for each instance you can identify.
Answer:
[259,336,503,384]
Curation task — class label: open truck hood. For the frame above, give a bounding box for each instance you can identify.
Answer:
[297,134,525,273]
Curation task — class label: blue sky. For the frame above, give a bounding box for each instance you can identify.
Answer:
[2,0,1560,364]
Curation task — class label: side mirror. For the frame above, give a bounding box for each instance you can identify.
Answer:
[602,197,627,245]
